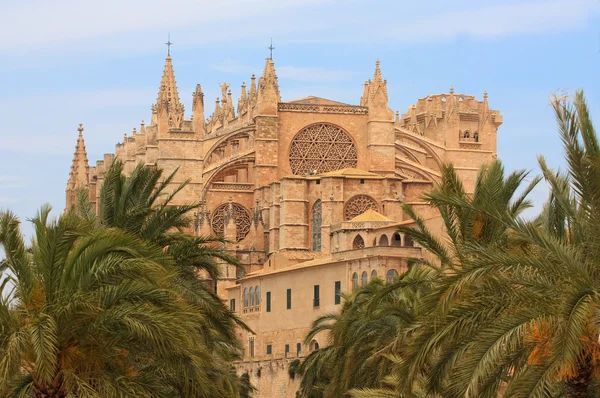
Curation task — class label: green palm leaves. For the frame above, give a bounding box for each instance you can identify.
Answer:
[299,91,600,398]
[0,208,227,397]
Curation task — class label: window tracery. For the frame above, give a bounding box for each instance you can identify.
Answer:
[211,202,252,241]
[312,200,322,252]
[353,235,365,249]
[289,123,357,175]
[344,195,379,220]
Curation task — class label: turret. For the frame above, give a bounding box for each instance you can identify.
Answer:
[364,60,395,175]
[66,124,90,210]
[192,84,206,137]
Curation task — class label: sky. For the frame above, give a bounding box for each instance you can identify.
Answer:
[0,0,599,238]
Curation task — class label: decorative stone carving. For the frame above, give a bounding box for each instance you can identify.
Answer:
[289,123,357,175]
[211,203,252,241]
[344,195,378,220]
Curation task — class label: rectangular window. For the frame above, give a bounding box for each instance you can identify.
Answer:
[334,281,341,305]
[286,288,292,310]
[285,344,290,357]
[249,336,255,358]
[229,298,235,312]
[266,291,271,312]
[297,343,301,355]
[266,344,272,355]
[313,285,320,307]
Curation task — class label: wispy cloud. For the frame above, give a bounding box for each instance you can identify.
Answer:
[1,0,596,59]
[277,66,355,82]
[382,0,599,42]
[0,177,28,190]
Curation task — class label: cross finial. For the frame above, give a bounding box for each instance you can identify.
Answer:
[165,34,173,56]
[268,38,275,59]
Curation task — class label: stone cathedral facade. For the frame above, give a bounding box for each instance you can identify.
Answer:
[66,53,502,397]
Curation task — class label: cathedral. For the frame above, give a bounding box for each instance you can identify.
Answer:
[66,50,502,397]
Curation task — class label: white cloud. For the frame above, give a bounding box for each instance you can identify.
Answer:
[1,0,597,58]
[0,177,28,190]
[382,0,599,42]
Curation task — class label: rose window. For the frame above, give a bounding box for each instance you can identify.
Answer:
[211,203,252,241]
[289,123,357,175]
[344,195,379,220]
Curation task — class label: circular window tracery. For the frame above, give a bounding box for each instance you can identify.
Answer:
[289,123,358,176]
[344,195,379,220]
[211,203,252,241]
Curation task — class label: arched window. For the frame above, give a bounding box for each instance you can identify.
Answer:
[353,235,365,249]
[255,285,260,306]
[392,233,401,247]
[474,132,479,142]
[310,339,320,352]
[249,287,255,307]
[404,235,414,247]
[351,272,359,291]
[243,288,249,308]
[312,200,322,252]
[463,131,470,139]
[371,270,378,279]
[386,269,399,283]
[379,235,389,246]
[361,271,368,286]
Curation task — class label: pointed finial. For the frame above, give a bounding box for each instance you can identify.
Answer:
[268,38,275,59]
[141,120,145,126]
[132,127,137,135]
[374,59,382,81]
[483,90,488,100]
[395,110,400,121]
[449,86,454,94]
[77,123,84,134]
[165,34,173,57]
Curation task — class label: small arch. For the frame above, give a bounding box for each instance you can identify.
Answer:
[463,131,470,139]
[255,285,260,306]
[404,235,414,247]
[474,132,479,142]
[243,288,249,308]
[392,233,402,247]
[249,287,255,307]
[371,270,378,280]
[353,235,365,250]
[351,272,359,291]
[386,269,399,283]
[310,340,320,352]
[361,271,368,287]
[379,235,389,246]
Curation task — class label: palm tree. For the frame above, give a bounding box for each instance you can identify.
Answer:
[76,162,248,369]
[297,267,436,398]
[0,206,233,397]
[395,91,600,397]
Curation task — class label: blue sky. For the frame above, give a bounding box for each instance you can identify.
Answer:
[0,0,598,237]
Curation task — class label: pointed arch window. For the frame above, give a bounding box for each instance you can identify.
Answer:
[249,287,255,307]
[255,285,260,306]
[312,200,322,252]
[353,235,365,250]
[371,270,378,280]
[243,288,249,308]
[386,269,399,283]
[474,132,479,142]
[463,131,470,139]
[361,271,368,287]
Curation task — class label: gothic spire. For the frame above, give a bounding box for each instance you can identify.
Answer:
[66,124,90,209]
[192,84,206,135]
[156,54,184,131]
[157,55,182,108]
[257,58,280,115]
